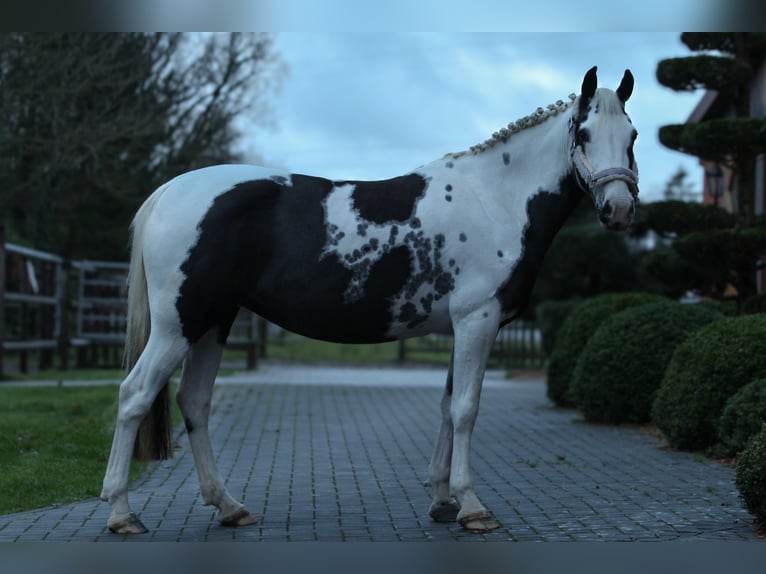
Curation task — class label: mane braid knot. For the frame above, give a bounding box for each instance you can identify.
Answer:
[449,93,576,159]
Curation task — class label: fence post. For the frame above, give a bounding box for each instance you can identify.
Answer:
[58,261,70,370]
[258,316,268,359]
[0,225,5,378]
[246,312,258,369]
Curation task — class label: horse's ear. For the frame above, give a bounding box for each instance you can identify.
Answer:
[617,69,634,103]
[581,66,598,101]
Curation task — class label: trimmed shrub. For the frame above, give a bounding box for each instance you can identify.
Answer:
[570,302,722,424]
[652,314,766,451]
[719,379,766,457]
[546,292,665,406]
[699,298,738,316]
[743,293,766,315]
[536,299,582,357]
[736,424,766,527]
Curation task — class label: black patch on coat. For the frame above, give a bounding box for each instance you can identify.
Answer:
[502,152,510,166]
[495,174,583,325]
[176,175,414,345]
[342,173,428,225]
[459,233,467,242]
[627,130,637,170]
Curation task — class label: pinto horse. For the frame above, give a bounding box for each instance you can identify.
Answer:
[101,66,638,534]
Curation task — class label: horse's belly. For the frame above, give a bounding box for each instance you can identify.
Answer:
[243,251,454,344]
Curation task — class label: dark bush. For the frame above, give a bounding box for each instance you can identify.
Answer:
[535,299,582,357]
[570,302,722,424]
[698,298,738,316]
[719,379,766,457]
[736,424,766,527]
[546,292,665,406]
[743,293,766,314]
[652,314,766,450]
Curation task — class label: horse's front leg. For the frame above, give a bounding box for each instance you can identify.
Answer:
[428,351,460,522]
[447,300,502,532]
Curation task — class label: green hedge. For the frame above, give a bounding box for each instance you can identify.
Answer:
[535,299,582,357]
[736,424,766,527]
[570,302,722,424]
[652,314,766,451]
[719,379,766,457]
[546,292,665,406]
[743,293,766,314]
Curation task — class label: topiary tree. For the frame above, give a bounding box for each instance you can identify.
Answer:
[546,292,665,406]
[655,33,766,307]
[719,379,766,457]
[658,33,766,225]
[630,200,736,240]
[631,200,740,300]
[736,423,766,528]
[674,224,766,306]
[570,302,722,424]
[652,314,766,450]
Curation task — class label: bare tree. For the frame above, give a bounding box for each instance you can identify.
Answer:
[0,32,282,259]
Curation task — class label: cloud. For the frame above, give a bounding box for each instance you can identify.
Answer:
[241,33,703,200]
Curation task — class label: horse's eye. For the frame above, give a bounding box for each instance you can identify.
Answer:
[576,128,590,145]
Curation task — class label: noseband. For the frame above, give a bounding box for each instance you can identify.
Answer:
[572,145,639,200]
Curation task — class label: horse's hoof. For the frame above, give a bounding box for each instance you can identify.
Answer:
[220,507,258,527]
[108,512,149,534]
[458,511,501,533]
[429,499,460,523]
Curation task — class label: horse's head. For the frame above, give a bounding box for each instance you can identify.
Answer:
[571,66,638,231]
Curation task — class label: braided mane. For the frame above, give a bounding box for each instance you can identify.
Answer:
[448,93,577,159]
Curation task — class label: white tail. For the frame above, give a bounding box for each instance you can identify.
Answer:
[125,184,175,461]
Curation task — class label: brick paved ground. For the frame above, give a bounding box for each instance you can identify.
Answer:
[0,364,760,542]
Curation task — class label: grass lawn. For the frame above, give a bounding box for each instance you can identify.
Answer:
[0,384,145,515]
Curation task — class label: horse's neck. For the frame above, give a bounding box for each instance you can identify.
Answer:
[436,111,577,242]
[466,112,572,201]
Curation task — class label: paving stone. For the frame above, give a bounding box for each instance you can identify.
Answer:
[0,365,761,542]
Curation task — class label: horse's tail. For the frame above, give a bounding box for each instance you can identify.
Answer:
[125,184,174,461]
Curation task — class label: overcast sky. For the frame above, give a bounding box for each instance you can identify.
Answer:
[240,33,704,203]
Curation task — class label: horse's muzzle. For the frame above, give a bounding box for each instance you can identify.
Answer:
[598,198,635,231]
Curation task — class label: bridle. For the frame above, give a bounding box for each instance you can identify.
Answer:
[569,121,640,201]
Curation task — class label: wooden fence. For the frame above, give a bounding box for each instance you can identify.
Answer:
[0,230,263,377]
[0,229,65,375]
[399,320,544,369]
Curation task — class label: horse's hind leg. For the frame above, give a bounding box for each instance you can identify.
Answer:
[428,351,460,522]
[176,328,257,527]
[101,332,189,534]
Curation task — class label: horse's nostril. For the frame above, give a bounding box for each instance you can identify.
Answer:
[598,201,613,225]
